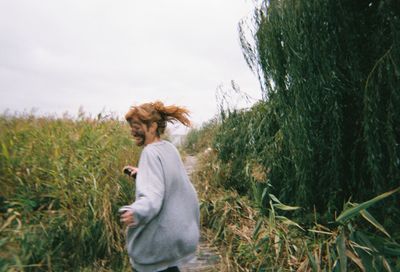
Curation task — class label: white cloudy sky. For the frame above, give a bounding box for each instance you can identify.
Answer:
[0,0,261,132]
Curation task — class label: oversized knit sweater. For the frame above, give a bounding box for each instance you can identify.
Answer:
[120,140,200,272]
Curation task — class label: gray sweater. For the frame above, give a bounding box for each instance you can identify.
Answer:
[120,140,200,272]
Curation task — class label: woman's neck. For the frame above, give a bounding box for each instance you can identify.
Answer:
[145,136,161,146]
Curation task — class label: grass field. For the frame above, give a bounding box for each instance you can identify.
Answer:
[0,113,140,271]
[193,145,400,271]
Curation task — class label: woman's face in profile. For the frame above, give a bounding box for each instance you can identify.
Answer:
[129,116,159,146]
[129,117,147,146]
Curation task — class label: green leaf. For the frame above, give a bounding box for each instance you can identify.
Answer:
[276,215,304,231]
[380,242,400,256]
[382,257,393,272]
[269,193,301,211]
[1,142,9,160]
[261,187,268,204]
[273,203,301,211]
[337,230,347,272]
[269,193,281,203]
[346,250,365,271]
[305,242,318,272]
[336,187,400,223]
[307,229,333,236]
[347,202,391,238]
[253,217,264,239]
[360,209,390,238]
[353,231,377,252]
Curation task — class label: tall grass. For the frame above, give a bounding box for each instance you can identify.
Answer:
[0,113,140,271]
[183,118,219,155]
[193,149,400,271]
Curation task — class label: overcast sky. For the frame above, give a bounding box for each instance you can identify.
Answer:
[0,0,261,133]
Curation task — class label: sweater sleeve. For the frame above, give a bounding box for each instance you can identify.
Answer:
[129,147,165,227]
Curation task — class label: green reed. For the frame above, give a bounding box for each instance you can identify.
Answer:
[182,118,219,155]
[0,113,140,271]
[192,149,400,271]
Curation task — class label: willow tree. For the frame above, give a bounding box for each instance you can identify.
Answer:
[239,0,400,222]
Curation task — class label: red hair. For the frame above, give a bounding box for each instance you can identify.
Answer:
[125,101,191,136]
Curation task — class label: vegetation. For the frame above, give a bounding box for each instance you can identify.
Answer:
[1,0,399,271]
[0,113,139,271]
[182,118,219,155]
[220,0,400,224]
[193,136,400,271]
[186,0,400,270]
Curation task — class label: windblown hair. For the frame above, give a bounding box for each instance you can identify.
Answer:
[125,101,191,136]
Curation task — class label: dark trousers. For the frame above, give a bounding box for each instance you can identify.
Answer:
[159,267,180,272]
[133,266,180,272]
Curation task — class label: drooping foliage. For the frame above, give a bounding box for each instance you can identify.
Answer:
[214,0,400,226]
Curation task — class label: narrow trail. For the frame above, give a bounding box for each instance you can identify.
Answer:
[180,156,221,272]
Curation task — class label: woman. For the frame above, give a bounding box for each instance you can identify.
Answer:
[119,101,200,272]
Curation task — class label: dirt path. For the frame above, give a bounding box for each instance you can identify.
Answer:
[180,156,221,272]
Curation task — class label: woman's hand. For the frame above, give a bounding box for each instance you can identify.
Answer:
[120,210,136,227]
[123,165,138,178]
